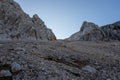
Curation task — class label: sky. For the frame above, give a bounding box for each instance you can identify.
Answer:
[15,0,120,39]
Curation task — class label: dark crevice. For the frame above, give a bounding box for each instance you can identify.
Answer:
[0,77,12,80]
[0,64,13,80]
[0,64,11,71]
[64,69,80,77]
[44,56,89,69]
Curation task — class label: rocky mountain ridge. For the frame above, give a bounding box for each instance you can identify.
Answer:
[0,0,56,41]
[0,0,120,80]
[67,21,120,41]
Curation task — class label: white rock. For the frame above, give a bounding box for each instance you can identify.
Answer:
[14,47,26,52]
[82,65,97,73]
[0,70,12,77]
[11,62,22,73]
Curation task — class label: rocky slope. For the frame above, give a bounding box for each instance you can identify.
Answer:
[0,40,120,80]
[0,0,120,80]
[0,0,56,40]
[67,21,120,41]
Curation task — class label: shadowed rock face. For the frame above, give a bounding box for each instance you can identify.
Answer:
[101,21,120,41]
[67,21,120,41]
[0,0,56,41]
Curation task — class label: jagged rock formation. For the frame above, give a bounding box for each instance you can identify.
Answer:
[101,21,120,41]
[67,21,120,41]
[67,21,105,41]
[0,0,120,80]
[0,0,56,40]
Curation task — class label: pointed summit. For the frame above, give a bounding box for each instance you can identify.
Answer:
[67,21,120,41]
[80,21,99,32]
[67,21,105,41]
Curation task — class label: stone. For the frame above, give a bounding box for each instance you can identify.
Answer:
[67,21,120,41]
[0,70,12,77]
[0,0,56,41]
[0,38,120,79]
[67,21,105,41]
[14,47,26,52]
[11,62,22,73]
[101,21,120,41]
[82,65,97,73]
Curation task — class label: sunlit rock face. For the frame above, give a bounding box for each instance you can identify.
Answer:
[0,0,56,41]
[67,21,120,41]
[67,21,105,41]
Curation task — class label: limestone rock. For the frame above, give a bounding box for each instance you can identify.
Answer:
[67,21,105,41]
[67,21,120,41]
[82,65,97,73]
[101,21,120,41]
[0,40,120,80]
[11,62,22,73]
[14,47,26,52]
[0,70,12,77]
[0,0,56,41]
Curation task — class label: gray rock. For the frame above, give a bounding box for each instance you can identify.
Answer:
[0,70,12,77]
[14,47,26,52]
[101,21,120,41]
[67,21,120,41]
[11,62,22,73]
[82,65,97,73]
[36,72,46,80]
[67,21,105,41]
[0,0,56,41]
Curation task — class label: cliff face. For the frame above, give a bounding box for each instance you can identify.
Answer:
[0,0,56,40]
[67,21,120,41]
[101,21,120,41]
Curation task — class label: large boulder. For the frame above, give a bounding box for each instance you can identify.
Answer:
[0,0,56,41]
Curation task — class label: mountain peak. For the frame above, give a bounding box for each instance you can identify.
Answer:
[67,21,120,41]
[80,21,99,32]
[0,0,56,40]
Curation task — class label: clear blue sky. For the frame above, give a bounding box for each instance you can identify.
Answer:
[15,0,120,39]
